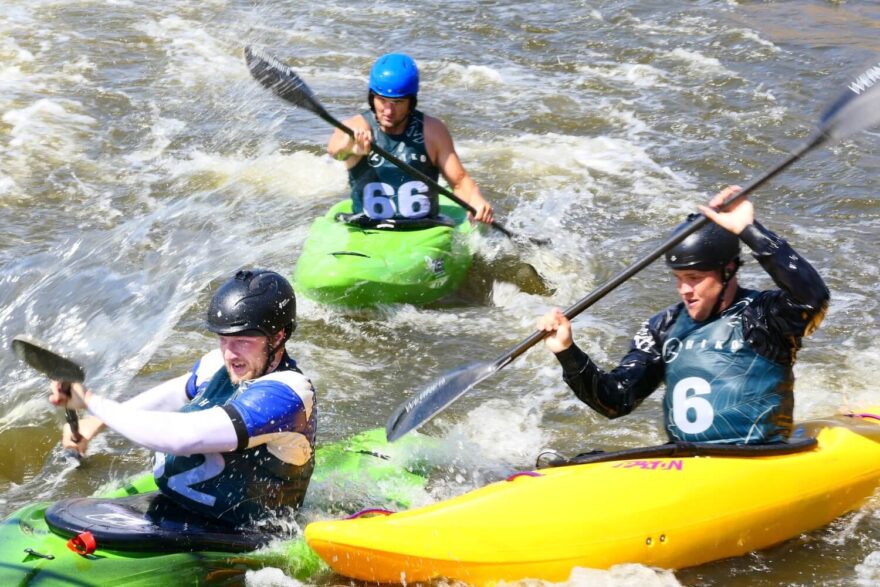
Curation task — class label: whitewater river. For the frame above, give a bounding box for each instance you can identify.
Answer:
[1,1,878,585]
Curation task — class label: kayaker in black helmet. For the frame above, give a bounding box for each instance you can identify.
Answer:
[327,53,494,225]
[49,269,317,527]
[538,186,830,444]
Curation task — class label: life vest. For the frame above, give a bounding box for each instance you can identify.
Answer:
[661,291,793,444]
[348,109,439,219]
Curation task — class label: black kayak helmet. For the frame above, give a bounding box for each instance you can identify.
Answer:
[206,269,296,342]
[665,213,741,271]
[665,213,742,319]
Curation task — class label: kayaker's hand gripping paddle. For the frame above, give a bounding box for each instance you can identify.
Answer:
[12,335,84,443]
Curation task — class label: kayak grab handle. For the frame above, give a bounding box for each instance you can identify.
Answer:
[346,508,394,520]
[67,531,97,555]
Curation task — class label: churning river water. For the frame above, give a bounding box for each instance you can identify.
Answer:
[1,1,879,585]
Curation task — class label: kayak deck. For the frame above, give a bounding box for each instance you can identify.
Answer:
[294,195,475,306]
[305,411,880,584]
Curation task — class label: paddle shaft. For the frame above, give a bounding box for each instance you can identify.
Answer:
[55,380,82,445]
[63,398,82,441]
[495,131,827,369]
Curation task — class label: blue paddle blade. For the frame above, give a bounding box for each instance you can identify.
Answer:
[386,360,500,442]
[819,61,880,142]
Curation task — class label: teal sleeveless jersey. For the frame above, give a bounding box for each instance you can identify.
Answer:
[348,109,440,219]
[154,364,315,527]
[661,291,794,444]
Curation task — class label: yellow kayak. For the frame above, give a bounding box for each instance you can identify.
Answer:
[305,409,880,584]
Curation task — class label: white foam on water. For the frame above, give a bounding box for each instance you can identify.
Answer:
[164,149,347,202]
[458,132,693,196]
[246,566,305,587]
[664,48,732,77]
[576,62,669,89]
[0,395,48,434]
[564,564,682,587]
[737,28,781,51]
[0,174,17,197]
[442,398,550,467]
[856,550,880,586]
[135,15,245,88]
[433,61,506,89]
[124,112,187,164]
[2,98,98,165]
[821,509,868,547]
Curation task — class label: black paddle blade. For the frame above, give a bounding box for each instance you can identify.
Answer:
[244,46,323,116]
[386,360,500,442]
[819,61,880,142]
[12,336,85,382]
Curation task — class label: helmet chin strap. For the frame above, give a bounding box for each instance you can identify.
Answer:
[708,259,742,318]
[259,327,289,377]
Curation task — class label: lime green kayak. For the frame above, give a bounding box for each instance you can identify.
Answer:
[0,428,430,586]
[294,196,475,306]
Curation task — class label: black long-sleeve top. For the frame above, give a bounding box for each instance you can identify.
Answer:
[554,221,830,419]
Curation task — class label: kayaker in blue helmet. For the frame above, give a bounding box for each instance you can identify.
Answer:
[328,53,494,224]
[48,269,317,527]
[538,186,830,445]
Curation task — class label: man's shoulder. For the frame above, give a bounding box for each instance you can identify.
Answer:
[254,368,315,398]
[420,112,446,130]
[245,368,316,418]
[421,113,453,151]
[193,348,224,382]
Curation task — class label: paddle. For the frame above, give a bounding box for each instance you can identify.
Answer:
[384,59,880,442]
[12,335,84,445]
[243,46,548,247]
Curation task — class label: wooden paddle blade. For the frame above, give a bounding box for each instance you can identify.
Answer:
[386,361,500,442]
[244,46,322,116]
[12,336,85,383]
[819,61,880,142]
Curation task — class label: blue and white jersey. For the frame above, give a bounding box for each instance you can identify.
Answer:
[154,349,317,527]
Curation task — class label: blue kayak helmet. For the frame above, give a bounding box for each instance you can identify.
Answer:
[369,53,419,97]
[368,53,419,113]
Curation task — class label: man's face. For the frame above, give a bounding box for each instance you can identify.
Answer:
[372,95,411,132]
[672,268,724,322]
[219,334,270,384]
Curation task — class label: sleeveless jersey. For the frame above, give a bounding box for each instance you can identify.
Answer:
[348,109,440,219]
[154,350,316,527]
[661,291,793,444]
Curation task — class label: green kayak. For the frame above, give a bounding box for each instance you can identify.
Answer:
[294,195,476,306]
[0,428,430,586]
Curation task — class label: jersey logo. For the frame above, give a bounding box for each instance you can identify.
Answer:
[406,123,425,144]
[367,151,385,167]
[662,337,682,363]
